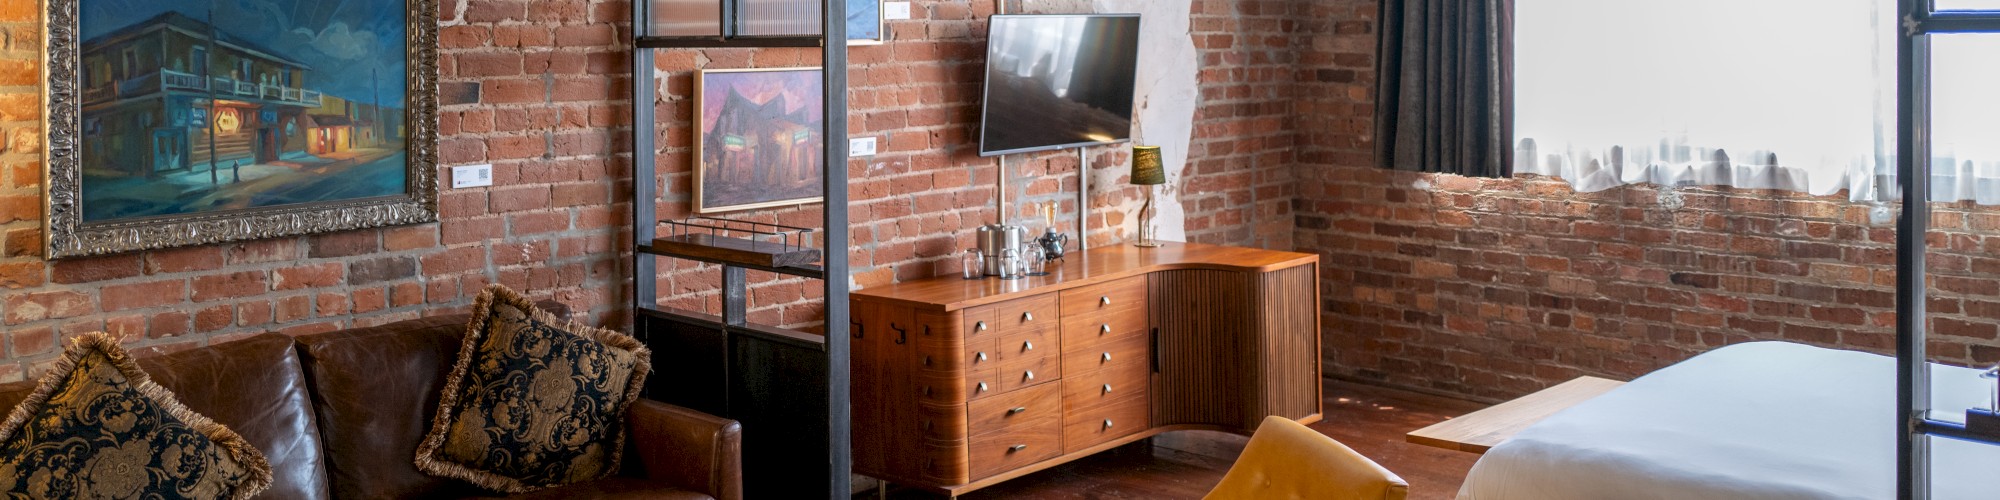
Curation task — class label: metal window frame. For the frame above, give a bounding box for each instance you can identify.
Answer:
[1898,2,2000,499]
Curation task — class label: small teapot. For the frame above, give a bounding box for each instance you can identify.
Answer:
[1035,228,1068,260]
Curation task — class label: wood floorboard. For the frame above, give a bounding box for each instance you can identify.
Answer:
[866,380,1487,500]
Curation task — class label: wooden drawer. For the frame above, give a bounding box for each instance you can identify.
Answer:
[1059,275,1147,320]
[967,381,1061,434]
[968,415,1061,480]
[1061,327,1148,377]
[963,306,998,340]
[1062,392,1148,453]
[994,351,1059,394]
[1061,349,1150,411]
[1060,301,1146,345]
[997,325,1057,362]
[994,293,1059,333]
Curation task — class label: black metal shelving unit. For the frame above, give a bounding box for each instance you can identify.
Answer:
[628,1,850,498]
[1896,1,2000,499]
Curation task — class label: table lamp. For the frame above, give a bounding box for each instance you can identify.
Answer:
[1131,145,1166,248]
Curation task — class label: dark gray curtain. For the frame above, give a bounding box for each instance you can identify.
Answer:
[1375,0,1513,178]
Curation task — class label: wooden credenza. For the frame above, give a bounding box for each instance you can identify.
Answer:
[850,242,1322,496]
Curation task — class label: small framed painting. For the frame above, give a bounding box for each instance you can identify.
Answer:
[694,68,826,214]
[42,0,439,258]
[848,0,884,45]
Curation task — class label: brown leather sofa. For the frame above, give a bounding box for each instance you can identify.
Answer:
[0,308,742,500]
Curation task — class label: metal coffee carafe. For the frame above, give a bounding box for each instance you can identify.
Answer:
[976,224,1028,277]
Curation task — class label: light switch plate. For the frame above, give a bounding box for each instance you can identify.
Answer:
[452,164,493,189]
[850,137,878,157]
[885,2,912,20]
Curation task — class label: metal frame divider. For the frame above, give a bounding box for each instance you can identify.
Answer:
[629,0,850,497]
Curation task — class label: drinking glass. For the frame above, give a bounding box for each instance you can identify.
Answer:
[962,249,984,279]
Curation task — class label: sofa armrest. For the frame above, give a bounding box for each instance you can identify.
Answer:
[626,399,743,500]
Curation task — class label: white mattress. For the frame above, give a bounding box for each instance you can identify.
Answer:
[1458,342,2000,500]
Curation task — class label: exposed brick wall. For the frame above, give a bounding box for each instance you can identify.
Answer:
[661,0,1305,325]
[1296,0,2000,402]
[0,1,633,382]
[0,0,1299,380]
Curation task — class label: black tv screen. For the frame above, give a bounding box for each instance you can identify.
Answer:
[978,14,1141,157]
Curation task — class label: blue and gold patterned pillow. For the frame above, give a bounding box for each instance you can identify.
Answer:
[0,332,272,499]
[414,285,652,493]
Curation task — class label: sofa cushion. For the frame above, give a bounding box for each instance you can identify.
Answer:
[0,333,327,500]
[295,314,488,500]
[415,285,650,493]
[0,332,272,499]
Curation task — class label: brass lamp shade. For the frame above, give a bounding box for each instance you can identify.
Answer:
[1131,146,1167,185]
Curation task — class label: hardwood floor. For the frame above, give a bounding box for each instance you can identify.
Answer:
[864,380,1489,500]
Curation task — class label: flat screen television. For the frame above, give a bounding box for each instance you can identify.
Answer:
[978,14,1141,157]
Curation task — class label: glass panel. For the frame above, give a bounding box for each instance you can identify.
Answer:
[736,0,821,36]
[1928,34,2000,204]
[1935,0,2000,11]
[1924,36,2000,498]
[651,0,722,36]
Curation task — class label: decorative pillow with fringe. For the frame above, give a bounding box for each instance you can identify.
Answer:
[0,332,273,499]
[415,284,652,493]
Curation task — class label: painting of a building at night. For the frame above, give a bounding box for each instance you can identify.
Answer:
[698,70,825,212]
[77,0,408,223]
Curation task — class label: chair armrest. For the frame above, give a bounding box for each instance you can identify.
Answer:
[626,399,743,500]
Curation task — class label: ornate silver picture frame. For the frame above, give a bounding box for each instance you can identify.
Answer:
[41,0,439,258]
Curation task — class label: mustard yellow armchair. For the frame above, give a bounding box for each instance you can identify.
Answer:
[1203,416,1408,500]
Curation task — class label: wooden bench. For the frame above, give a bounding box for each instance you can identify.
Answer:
[1406,376,1625,454]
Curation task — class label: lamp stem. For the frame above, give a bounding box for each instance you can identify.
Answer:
[1134,186,1160,248]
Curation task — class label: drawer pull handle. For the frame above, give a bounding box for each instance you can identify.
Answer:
[1100,324,1111,335]
[1022,312,1034,322]
[1104,419,1114,429]
[1022,341,1034,351]
[924,355,932,367]
[1103,384,1112,394]
[976,321,988,332]
[977,382,989,392]
[1024,370,1035,381]
[976,352,988,362]
[923,386,933,396]
[1009,444,1028,453]
[1008,406,1028,415]
[1100,296,1111,306]
[1102,352,1112,362]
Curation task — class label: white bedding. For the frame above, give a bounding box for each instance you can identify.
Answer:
[1458,342,2000,500]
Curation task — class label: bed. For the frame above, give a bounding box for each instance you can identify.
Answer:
[1457,341,2000,499]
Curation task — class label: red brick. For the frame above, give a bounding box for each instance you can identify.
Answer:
[144,247,225,274]
[351,287,388,314]
[317,292,351,316]
[275,295,313,323]
[192,271,268,302]
[9,327,53,356]
[274,263,345,290]
[384,225,439,251]
[149,311,190,339]
[391,282,424,307]
[309,231,381,258]
[194,305,233,333]
[0,261,41,288]
[100,279,185,312]
[237,300,273,327]
[4,291,91,324]
[50,254,142,284]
